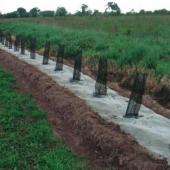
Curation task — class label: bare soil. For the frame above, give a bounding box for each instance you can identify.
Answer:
[0,50,170,170]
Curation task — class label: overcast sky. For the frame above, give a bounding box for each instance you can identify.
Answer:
[1,0,170,14]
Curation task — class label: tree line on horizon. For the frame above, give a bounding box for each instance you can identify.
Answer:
[0,2,170,18]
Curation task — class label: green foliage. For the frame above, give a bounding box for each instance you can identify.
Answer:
[105,2,121,15]
[0,15,170,78]
[56,7,67,16]
[40,11,55,17]
[3,11,18,18]
[29,8,40,17]
[0,68,90,170]
[156,62,170,78]
[142,47,160,70]
[17,8,27,17]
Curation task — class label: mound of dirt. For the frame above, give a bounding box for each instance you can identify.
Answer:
[0,50,169,170]
[154,85,170,108]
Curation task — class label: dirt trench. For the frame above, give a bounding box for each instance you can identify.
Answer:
[0,50,170,170]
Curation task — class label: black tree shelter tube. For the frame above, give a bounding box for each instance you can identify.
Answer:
[0,30,3,43]
[124,73,147,118]
[94,58,108,96]
[55,44,64,71]
[42,41,51,65]
[72,50,82,81]
[14,35,20,52]
[20,35,26,55]
[0,31,5,45]
[8,33,13,49]
[5,34,9,47]
[30,37,36,59]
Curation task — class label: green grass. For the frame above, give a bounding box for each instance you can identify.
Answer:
[0,68,91,170]
[0,16,170,78]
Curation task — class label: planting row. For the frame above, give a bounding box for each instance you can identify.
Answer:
[0,22,169,79]
[0,33,147,118]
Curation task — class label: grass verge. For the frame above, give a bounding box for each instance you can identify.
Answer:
[0,67,91,170]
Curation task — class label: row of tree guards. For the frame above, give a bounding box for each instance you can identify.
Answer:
[0,32,147,118]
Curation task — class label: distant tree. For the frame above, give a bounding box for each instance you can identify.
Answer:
[17,7,27,17]
[105,2,112,12]
[81,4,88,15]
[93,9,102,16]
[40,10,55,17]
[74,11,82,16]
[145,11,153,15]
[67,12,72,16]
[86,10,92,16]
[127,9,153,15]
[4,11,18,18]
[56,7,67,16]
[126,9,136,15]
[139,9,146,15]
[105,2,121,15]
[153,9,170,15]
[29,7,40,17]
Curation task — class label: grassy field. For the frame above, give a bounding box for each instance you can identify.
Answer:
[0,67,91,170]
[0,16,170,78]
